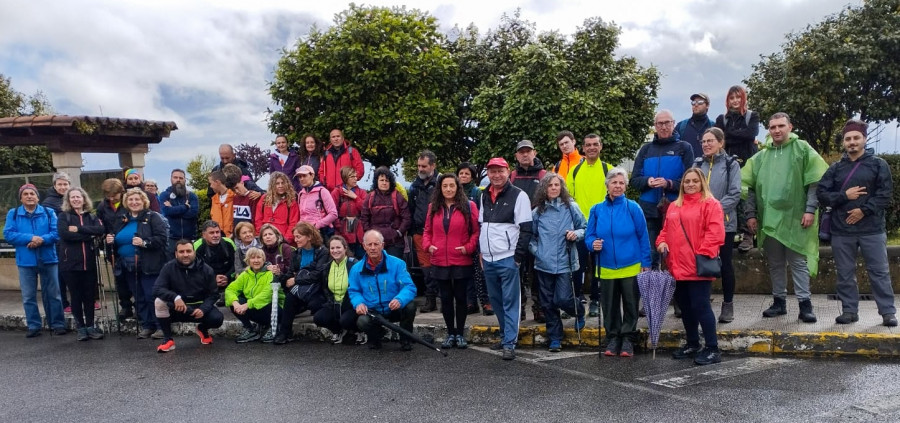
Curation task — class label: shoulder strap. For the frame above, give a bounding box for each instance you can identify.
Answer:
[571,158,586,181]
[744,110,752,126]
[678,216,695,251]
[391,190,400,216]
[554,160,562,173]
[839,161,864,191]
[675,120,687,136]
[602,161,609,177]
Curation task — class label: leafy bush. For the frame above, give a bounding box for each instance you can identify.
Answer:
[879,154,900,235]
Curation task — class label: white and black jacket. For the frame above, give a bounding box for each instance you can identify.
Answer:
[478,182,533,263]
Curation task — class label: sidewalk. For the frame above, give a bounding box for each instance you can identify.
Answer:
[1,290,898,357]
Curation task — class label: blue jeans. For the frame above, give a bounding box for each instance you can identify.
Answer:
[483,256,521,349]
[124,270,159,330]
[18,264,65,330]
[536,270,584,343]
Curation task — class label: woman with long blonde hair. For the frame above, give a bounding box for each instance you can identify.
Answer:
[255,171,300,245]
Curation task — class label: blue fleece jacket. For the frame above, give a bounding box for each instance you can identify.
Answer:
[629,133,695,219]
[347,251,417,314]
[4,205,59,266]
[584,195,652,270]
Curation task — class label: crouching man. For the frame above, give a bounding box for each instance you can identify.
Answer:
[348,230,417,351]
[152,239,224,352]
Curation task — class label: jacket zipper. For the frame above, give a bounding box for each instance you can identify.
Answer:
[80,213,87,271]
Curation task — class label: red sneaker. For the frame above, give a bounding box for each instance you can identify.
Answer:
[94,301,101,310]
[157,339,176,353]
[63,306,72,314]
[196,328,213,345]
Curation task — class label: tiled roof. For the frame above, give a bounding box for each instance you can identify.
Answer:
[0,115,177,131]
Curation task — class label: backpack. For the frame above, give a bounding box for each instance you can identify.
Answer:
[694,154,738,188]
[723,110,753,128]
[367,189,401,218]
[570,158,609,192]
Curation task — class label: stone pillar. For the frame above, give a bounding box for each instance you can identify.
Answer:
[50,151,84,187]
[118,150,146,173]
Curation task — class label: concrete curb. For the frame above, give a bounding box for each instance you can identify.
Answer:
[3,313,900,357]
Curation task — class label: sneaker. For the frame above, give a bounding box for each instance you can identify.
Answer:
[672,344,702,359]
[151,329,164,339]
[693,346,722,365]
[76,327,89,341]
[560,311,572,320]
[575,315,586,331]
[489,342,504,351]
[534,308,546,324]
[52,327,68,336]
[400,341,413,351]
[118,308,134,321]
[455,334,468,349]
[260,328,276,343]
[94,301,101,311]
[137,328,154,339]
[835,312,859,324]
[719,302,734,324]
[482,304,494,316]
[884,314,898,327]
[215,293,225,307]
[501,348,516,360]
[157,339,176,353]
[603,338,621,357]
[331,330,347,345]
[588,301,599,317]
[737,234,754,253]
[355,332,368,345]
[441,335,457,349]
[548,340,562,353]
[235,328,261,343]
[467,304,480,315]
[273,333,289,345]
[25,329,42,338]
[87,327,104,340]
[64,306,72,314]
[619,339,634,357]
[196,328,213,345]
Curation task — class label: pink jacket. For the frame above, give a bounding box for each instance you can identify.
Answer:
[297,183,338,229]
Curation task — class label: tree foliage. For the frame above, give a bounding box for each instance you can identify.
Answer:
[746,0,900,153]
[235,143,270,181]
[0,74,54,175]
[268,4,458,170]
[185,154,214,227]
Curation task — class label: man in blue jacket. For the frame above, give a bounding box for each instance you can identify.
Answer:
[349,230,418,351]
[3,184,66,337]
[675,93,715,160]
[160,169,199,258]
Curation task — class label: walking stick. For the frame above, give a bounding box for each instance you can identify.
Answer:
[94,241,109,333]
[269,255,283,338]
[594,252,603,344]
[132,251,143,334]
[103,242,122,334]
[367,312,448,357]
[566,241,582,346]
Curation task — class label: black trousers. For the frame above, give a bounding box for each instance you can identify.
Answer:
[231,303,275,330]
[438,275,471,335]
[357,301,417,341]
[60,269,97,328]
[155,300,224,341]
[313,297,359,334]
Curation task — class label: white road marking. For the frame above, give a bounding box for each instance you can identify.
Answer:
[636,357,798,388]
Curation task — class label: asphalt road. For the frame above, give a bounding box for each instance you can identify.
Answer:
[2,330,900,422]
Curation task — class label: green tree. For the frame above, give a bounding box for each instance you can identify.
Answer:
[186,154,214,229]
[745,0,900,153]
[268,4,458,170]
[469,15,659,168]
[0,74,54,175]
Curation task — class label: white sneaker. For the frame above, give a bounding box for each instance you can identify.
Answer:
[355,332,367,345]
[330,329,347,344]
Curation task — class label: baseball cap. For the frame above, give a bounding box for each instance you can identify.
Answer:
[690,93,710,104]
[296,165,315,175]
[515,140,534,151]
[486,157,509,168]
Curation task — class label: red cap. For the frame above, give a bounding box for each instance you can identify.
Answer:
[486,157,509,169]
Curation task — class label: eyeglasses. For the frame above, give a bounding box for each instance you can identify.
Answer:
[654,120,675,126]
[691,100,707,106]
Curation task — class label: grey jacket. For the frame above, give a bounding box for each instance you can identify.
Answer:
[694,151,742,233]
[528,198,586,274]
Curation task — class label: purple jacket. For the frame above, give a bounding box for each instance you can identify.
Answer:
[269,151,301,192]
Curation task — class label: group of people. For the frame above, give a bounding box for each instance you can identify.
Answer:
[5,85,895,365]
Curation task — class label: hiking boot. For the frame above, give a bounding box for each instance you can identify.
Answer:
[835,312,859,324]
[520,304,527,321]
[489,342,504,351]
[52,327,68,336]
[137,328,154,339]
[619,339,634,357]
[151,330,164,339]
[196,328,213,345]
[575,315,586,331]
[441,335,457,349]
[369,338,383,350]
[455,335,468,349]
[533,307,546,324]
[273,333,289,345]
[400,340,413,351]
[501,348,516,361]
[215,293,225,307]
[694,346,722,365]
[87,327,104,340]
[737,234,754,253]
[355,332,368,345]
[672,344,701,359]
[157,339,176,353]
[762,297,787,317]
[118,307,134,321]
[76,327,89,341]
[603,338,621,357]
[548,340,562,353]
[419,296,437,313]
[798,299,817,323]
[883,314,898,327]
[25,329,41,338]
[588,301,599,317]
[235,328,261,343]
[719,302,734,324]
[467,304,480,315]
[639,305,646,318]
[482,304,494,316]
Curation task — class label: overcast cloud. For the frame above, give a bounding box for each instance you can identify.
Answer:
[0,0,878,187]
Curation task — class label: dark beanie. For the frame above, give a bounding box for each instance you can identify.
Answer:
[842,120,868,137]
[18,184,39,199]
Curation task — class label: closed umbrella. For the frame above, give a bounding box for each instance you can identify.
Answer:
[637,267,676,358]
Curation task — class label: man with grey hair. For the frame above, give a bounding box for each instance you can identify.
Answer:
[208,144,253,197]
[630,110,695,269]
[42,171,72,312]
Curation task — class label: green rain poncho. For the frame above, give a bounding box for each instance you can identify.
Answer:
[742,132,829,275]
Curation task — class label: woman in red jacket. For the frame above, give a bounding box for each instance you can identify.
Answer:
[331,166,367,259]
[423,174,479,349]
[656,168,725,365]
[255,171,300,245]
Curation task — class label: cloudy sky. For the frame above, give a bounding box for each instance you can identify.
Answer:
[0,0,877,187]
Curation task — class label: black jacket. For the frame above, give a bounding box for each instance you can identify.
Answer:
[153,259,219,315]
[715,110,761,163]
[195,239,236,280]
[409,172,438,234]
[57,210,105,272]
[41,188,64,213]
[108,209,169,275]
[282,245,329,288]
[510,157,547,201]
[816,149,892,236]
[96,199,123,235]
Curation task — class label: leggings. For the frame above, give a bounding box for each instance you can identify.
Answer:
[437,275,471,335]
[60,269,97,328]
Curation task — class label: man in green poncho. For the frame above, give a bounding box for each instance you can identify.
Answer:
[742,112,828,323]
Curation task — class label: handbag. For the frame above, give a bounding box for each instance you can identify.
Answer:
[819,160,863,241]
[679,217,721,277]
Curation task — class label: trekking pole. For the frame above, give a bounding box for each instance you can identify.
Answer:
[566,241,582,347]
[94,242,108,333]
[594,252,603,342]
[270,256,283,338]
[103,242,122,334]
[133,251,143,334]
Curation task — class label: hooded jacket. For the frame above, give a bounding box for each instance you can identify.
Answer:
[715,110,761,162]
[422,201,480,268]
[41,188,64,213]
[225,266,284,310]
[817,148,892,237]
[360,188,411,247]
[694,151,742,233]
[57,209,105,272]
[584,194,651,275]
[159,186,199,240]
[319,142,364,191]
[297,183,338,230]
[656,193,725,281]
[529,198,586,274]
[269,150,301,192]
[255,198,300,245]
[554,150,582,182]
[676,115,714,160]
[510,158,547,201]
[630,133,695,219]
[347,251,417,314]
[109,209,168,275]
[4,204,59,267]
[331,185,367,244]
[153,258,219,314]
[409,171,438,234]
[478,181,533,263]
